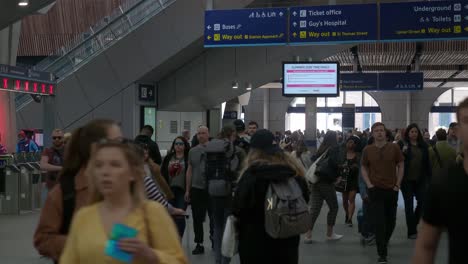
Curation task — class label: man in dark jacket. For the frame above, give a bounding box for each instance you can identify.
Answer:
[135,125,162,165]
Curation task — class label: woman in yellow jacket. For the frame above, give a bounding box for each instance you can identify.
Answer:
[59,140,187,264]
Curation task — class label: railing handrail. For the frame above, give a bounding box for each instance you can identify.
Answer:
[34,0,166,71]
[17,0,175,112]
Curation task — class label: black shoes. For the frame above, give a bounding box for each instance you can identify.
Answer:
[345,218,353,227]
[378,256,387,264]
[192,244,205,255]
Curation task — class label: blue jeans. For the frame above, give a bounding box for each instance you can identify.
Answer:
[170,187,186,238]
[211,197,231,264]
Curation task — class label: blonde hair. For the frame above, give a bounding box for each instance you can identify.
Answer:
[240,149,305,180]
[86,141,146,206]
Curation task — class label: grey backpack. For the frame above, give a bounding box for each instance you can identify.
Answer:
[204,139,240,197]
[265,177,311,239]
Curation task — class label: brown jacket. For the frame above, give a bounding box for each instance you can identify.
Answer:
[33,170,88,261]
[148,159,175,200]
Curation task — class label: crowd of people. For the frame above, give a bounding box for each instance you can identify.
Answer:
[0,99,464,263]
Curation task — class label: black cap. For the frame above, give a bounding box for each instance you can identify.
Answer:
[251,129,281,154]
[233,119,245,132]
[346,135,361,146]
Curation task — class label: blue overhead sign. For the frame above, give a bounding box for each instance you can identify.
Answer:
[289,4,377,44]
[204,8,288,47]
[340,73,378,91]
[379,72,424,91]
[380,1,468,41]
[340,72,423,91]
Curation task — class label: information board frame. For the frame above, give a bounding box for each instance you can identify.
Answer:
[282,61,340,98]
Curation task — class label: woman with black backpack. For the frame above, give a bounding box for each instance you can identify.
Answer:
[304,130,343,243]
[233,129,309,264]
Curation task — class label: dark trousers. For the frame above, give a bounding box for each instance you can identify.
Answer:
[369,188,398,257]
[360,199,375,238]
[310,182,339,226]
[170,187,187,238]
[191,187,213,245]
[401,180,426,237]
[212,197,231,264]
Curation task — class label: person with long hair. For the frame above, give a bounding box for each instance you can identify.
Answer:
[340,136,361,227]
[290,140,312,170]
[233,129,308,264]
[59,140,187,263]
[400,123,432,239]
[34,119,122,262]
[304,131,343,243]
[161,136,191,237]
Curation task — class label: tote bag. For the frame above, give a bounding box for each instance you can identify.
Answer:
[305,150,328,184]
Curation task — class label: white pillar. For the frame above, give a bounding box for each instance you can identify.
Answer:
[263,88,270,129]
[0,21,21,152]
[406,92,412,126]
[305,97,317,151]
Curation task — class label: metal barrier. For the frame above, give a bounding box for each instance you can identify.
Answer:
[18,163,35,212]
[0,154,45,214]
[29,162,43,209]
[0,159,20,215]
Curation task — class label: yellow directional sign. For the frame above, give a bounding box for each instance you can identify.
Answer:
[207,35,212,40]
[300,31,306,39]
[292,32,297,38]
[214,34,221,41]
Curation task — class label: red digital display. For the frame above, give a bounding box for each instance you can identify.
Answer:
[0,78,55,95]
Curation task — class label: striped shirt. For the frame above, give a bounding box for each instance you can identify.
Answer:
[143,176,169,208]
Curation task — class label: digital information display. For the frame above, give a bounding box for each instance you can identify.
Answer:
[283,62,339,97]
[0,64,55,96]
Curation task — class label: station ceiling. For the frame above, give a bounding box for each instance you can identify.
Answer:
[0,0,56,31]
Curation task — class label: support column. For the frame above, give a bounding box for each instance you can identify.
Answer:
[305,97,317,151]
[42,97,56,147]
[0,22,21,153]
[406,93,412,126]
[206,0,213,10]
[263,88,270,129]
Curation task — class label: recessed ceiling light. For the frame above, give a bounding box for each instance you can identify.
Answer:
[18,0,29,6]
[246,82,252,91]
[232,81,238,89]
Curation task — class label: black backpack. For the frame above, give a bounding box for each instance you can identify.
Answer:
[204,139,240,197]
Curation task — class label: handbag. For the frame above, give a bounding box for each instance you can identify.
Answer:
[305,150,328,184]
[221,215,238,257]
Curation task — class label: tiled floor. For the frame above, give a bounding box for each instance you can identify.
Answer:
[0,193,448,264]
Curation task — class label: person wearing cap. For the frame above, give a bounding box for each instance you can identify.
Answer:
[233,119,250,153]
[232,129,308,264]
[340,135,361,227]
[16,130,39,153]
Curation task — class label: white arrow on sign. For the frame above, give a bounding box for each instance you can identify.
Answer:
[293,11,297,16]
[293,22,297,27]
[207,25,211,30]
[279,11,284,17]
